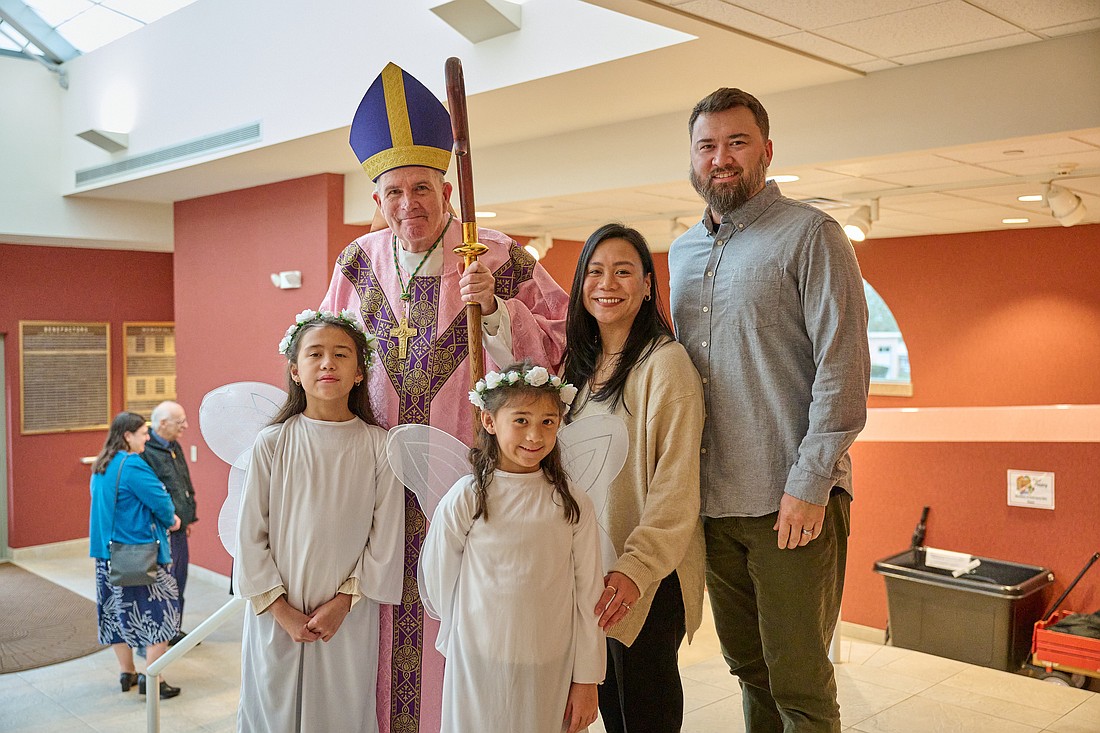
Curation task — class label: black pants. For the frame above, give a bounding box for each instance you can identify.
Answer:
[169,530,189,622]
[598,571,686,733]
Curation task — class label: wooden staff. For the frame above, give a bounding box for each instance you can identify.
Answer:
[446,57,489,432]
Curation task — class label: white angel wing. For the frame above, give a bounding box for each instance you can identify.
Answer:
[198,381,287,557]
[558,414,629,572]
[386,424,472,521]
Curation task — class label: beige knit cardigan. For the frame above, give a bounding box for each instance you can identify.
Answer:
[572,338,706,646]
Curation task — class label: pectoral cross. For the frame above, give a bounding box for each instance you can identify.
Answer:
[390,316,417,360]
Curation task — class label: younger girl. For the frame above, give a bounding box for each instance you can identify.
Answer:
[235,309,404,733]
[419,362,605,733]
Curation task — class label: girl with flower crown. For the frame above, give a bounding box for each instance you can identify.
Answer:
[235,309,405,733]
[418,360,606,733]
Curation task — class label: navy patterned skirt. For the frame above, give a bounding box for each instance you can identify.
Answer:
[94,558,181,647]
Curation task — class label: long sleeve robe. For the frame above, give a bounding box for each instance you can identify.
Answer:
[236,415,405,733]
[419,471,606,733]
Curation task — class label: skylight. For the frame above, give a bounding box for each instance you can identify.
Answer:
[0,0,197,60]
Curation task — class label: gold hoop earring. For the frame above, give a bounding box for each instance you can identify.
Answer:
[644,293,652,301]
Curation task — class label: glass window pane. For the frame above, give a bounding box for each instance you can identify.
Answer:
[54,4,140,52]
[100,0,197,25]
[24,0,90,28]
[864,280,911,385]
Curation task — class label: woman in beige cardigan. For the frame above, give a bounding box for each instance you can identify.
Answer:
[563,223,706,733]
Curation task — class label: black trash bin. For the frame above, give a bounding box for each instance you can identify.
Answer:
[874,550,1054,671]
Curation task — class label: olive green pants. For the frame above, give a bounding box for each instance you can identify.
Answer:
[704,491,850,733]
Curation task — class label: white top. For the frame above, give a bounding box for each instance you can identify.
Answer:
[235,414,405,733]
[419,470,606,733]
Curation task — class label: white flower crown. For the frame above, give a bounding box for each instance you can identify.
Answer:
[278,309,376,363]
[468,365,579,413]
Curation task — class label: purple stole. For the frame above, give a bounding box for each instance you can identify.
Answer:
[335,239,539,733]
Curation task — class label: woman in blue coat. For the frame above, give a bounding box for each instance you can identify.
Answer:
[89,411,182,698]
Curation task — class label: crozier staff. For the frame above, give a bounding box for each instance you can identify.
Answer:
[319,62,569,733]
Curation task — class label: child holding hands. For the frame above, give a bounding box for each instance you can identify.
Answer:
[235,309,404,733]
[419,362,606,733]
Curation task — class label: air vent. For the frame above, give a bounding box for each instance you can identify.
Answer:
[797,197,851,211]
[75,122,262,186]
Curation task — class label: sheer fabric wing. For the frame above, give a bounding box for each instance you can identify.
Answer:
[558,414,629,572]
[198,381,287,557]
[385,424,472,522]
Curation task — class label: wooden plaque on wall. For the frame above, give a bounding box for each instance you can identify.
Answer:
[123,322,177,417]
[19,321,111,435]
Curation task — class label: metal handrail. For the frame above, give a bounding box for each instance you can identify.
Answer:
[145,595,246,733]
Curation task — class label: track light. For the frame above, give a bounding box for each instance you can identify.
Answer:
[1044,183,1086,227]
[843,199,878,242]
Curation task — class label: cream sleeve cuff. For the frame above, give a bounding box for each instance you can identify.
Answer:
[251,585,286,615]
[338,577,363,609]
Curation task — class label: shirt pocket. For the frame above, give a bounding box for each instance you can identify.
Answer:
[720,266,781,329]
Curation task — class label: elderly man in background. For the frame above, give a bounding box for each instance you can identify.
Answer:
[142,400,198,644]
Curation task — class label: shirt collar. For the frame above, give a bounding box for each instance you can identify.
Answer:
[148,430,170,448]
[703,180,782,236]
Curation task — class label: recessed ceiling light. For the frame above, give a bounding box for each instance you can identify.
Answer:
[1017,194,1043,202]
[476,211,497,218]
[1002,218,1029,224]
[769,174,800,183]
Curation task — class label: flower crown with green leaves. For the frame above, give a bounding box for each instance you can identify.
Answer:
[278,309,377,363]
[468,365,579,413]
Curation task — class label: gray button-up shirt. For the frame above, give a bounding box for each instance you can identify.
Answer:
[668,182,870,518]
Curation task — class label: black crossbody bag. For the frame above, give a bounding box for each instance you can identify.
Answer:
[107,455,159,587]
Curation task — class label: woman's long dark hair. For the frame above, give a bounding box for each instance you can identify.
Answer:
[91,412,146,474]
[469,361,579,524]
[271,315,378,426]
[562,223,674,410]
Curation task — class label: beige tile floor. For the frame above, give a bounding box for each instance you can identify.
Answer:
[4,546,1098,733]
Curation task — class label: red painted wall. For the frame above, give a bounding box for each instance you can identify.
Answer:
[0,242,173,547]
[173,174,367,575]
[847,223,1100,629]
[858,224,1100,409]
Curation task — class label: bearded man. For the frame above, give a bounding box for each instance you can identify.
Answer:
[668,87,870,733]
[320,63,568,733]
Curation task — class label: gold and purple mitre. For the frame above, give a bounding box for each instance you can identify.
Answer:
[350,62,454,182]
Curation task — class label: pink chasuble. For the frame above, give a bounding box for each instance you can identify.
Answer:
[320,225,568,733]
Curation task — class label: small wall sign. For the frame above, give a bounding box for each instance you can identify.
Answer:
[1007,469,1055,510]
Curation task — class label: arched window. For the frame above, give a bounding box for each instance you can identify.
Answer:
[865,280,912,397]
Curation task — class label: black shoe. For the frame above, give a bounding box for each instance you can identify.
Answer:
[138,674,181,699]
[120,672,139,692]
[168,631,192,646]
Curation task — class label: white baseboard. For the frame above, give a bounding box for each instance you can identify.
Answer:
[187,563,232,589]
[11,537,89,560]
[840,620,887,645]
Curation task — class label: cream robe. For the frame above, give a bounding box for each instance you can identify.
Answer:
[419,471,606,733]
[236,415,405,733]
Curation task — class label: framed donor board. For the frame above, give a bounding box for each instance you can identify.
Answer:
[19,321,111,435]
[123,322,177,416]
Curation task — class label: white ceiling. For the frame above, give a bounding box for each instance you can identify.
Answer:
[65,0,1100,252]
